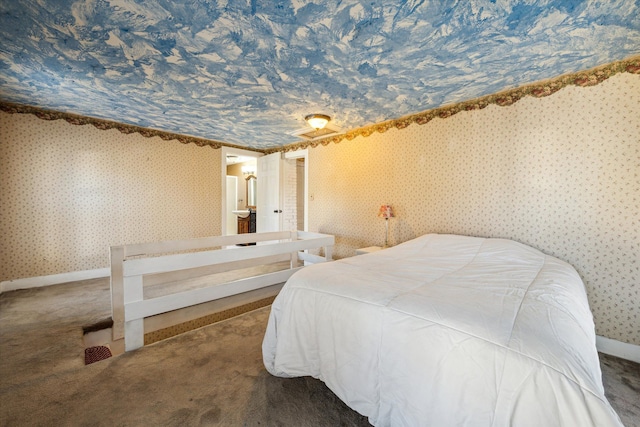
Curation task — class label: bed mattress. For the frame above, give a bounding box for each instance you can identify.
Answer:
[262,234,622,426]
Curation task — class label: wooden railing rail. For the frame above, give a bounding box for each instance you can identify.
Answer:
[110,231,334,351]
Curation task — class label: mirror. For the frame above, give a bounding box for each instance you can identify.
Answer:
[246,175,257,208]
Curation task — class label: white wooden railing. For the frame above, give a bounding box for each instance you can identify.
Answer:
[110,231,334,351]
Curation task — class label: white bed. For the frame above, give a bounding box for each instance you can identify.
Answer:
[262,234,622,426]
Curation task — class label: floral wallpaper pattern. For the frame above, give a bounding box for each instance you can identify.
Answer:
[0,59,638,347]
[307,72,639,345]
[0,113,222,282]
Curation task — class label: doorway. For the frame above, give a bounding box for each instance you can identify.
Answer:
[221,147,261,236]
[220,148,308,236]
[284,149,309,232]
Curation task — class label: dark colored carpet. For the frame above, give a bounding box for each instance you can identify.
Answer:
[0,279,370,426]
[1,278,638,426]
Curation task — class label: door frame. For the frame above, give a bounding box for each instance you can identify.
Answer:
[225,175,238,235]
[256,152,283,233]
[220,147,263,236]
[284,149,309,232]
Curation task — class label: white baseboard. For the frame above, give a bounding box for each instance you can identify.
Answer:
[596,335,640,363]
[0,268,110,294]
[1,272,638,365]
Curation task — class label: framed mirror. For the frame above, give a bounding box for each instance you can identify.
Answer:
[246,175,257,208]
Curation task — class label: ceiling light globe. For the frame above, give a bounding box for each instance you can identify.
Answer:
[305,114,331,130]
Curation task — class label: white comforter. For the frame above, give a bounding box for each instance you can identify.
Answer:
[262,234,622,426]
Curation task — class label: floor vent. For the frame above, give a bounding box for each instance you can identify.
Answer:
[85,345,113,365]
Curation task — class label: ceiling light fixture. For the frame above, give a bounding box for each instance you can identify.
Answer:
[305,114,331,130]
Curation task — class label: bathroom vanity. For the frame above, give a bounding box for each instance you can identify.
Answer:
[237,209,256,235]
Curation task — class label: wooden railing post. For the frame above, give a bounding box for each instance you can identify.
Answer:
[110,246,125,341]
[324,244,333,262]
[290,231,299,269]
[124,274,144,351]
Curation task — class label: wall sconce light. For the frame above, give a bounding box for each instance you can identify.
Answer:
[378,204,394,248]
[305,114,331,130]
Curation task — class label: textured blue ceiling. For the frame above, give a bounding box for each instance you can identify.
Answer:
[1,1,639,149]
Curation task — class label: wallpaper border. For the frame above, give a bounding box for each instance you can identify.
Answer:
[1,55,638,153]
[268,54,640,153]
[0,102,261,152]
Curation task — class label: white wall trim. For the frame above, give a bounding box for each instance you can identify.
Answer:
[596,335,640,363]
[0,268,110,294]
[2,269,638,363]
[284,149,309,231]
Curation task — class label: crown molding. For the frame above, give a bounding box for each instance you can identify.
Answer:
[267,54,640,154]
[0,102,261,152]
[2,55,638,154]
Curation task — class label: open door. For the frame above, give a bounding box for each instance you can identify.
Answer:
[256,152,282,233]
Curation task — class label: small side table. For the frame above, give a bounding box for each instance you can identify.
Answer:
[355,246,383,255]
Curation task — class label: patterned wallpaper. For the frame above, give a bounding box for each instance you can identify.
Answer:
[0,113,221,282]
[308,72,639,345]
[1,66,637,345]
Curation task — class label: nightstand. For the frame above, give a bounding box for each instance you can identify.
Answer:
[355,246,383,255]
